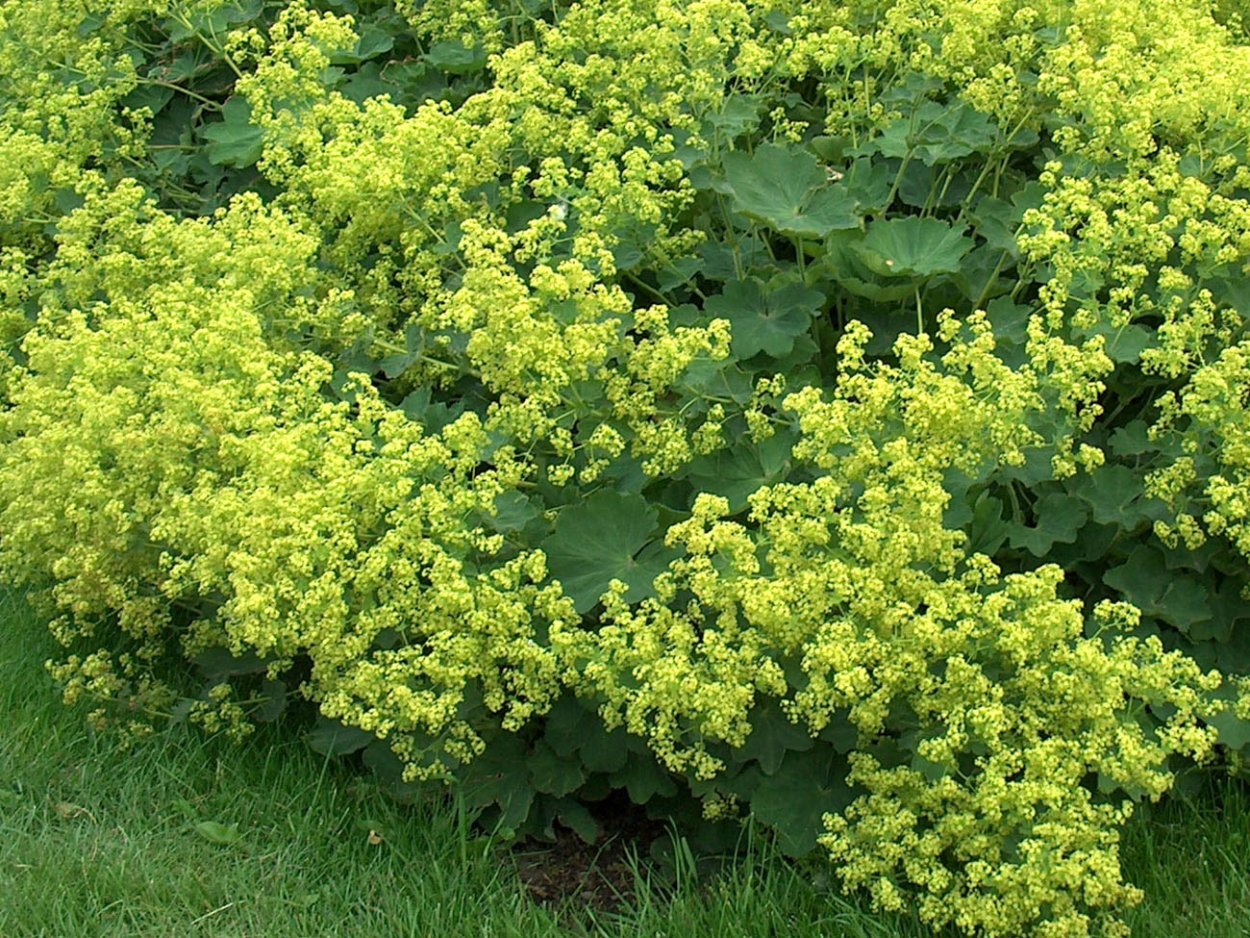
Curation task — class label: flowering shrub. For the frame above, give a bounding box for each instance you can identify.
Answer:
[3,1,1250,934]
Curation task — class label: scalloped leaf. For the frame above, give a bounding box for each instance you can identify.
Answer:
[541,491,676,612]
[703,277,824,359]
[1008,492,1089,557]
[852,217,973,278]
[203,97,264,168]
[722,143,858,238]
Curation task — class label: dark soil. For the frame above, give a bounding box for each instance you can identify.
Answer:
[512,791,668,912]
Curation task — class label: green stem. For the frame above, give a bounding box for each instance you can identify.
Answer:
[884,153,912,212]
[136,77,222,109]
[973,251,1011,310]
[625,272,673,307]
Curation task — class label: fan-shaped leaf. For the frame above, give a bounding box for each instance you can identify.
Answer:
[703,277,824,359]
[852,217,973,278]
[722,143,858,238]
[541,491,675,612]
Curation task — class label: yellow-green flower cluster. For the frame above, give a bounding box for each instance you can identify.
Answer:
[1148,342,1250,562]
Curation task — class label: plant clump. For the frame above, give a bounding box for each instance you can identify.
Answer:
[3,1,1250,935]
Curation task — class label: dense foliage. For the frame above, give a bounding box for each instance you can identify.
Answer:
[3,1,1250,934]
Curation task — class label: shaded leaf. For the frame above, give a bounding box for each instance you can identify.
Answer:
[1008,493,1088,556]
[1104,545,1214,633]
[611,754,678,804]
[528,741,586,798]
[555,799,599,844]
[1208,707,1250,751]
[203,97,263,168]
[307,719,375,756]
[687,430,797,513]
[460,735,535,833]
[193,646,266,679]
[541,491,675,612]
[254,678,287,723]
[737,697,815,775]
[579,725,630,774]
[748,748,852,856]
[542,694,600,758]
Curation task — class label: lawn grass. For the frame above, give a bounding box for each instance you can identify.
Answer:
[2,589,1247,937]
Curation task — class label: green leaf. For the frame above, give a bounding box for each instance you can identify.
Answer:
[426,40,488,75]
[1103,545,1214,633]
[687,430,796,512]
[166,0,262,41]
[541,491,674,612]
[953,243,1011,304]
[1000,446,1058,486]
[676,356,755,404]
[852,217,973,279]
[839,158,894,217]
[859,100,997,165]
[554,799,599,844]
[331,23,396,65]
[703,95,765,139]
[984,296,1032,346]
[306,719,375,756]
[611,754,678,804]
[193,820,243,846]
[202,97,264,168]
[970,195,1023,258]
[1007,493,1088,556]
[963,490,1011,556]
[379,324,429,378]
[737,697,815,775]
[1073,320,1154,364]
[721,143,858,238]
[1069,464,1151,528]
[921,100,999,164]
[703,277,824,359]
[485,490,538,533]
[527,741,587,798]
[698,233,772,280]
[1208,708,1250,751]
[898,161,974,209]
[819,233,917,303]
[748,748,852,856]
[342,62,396,105]
[656,255,704,292]
[1109,421,1155,457]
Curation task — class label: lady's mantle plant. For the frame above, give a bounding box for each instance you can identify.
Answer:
[3,1,1250,935]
